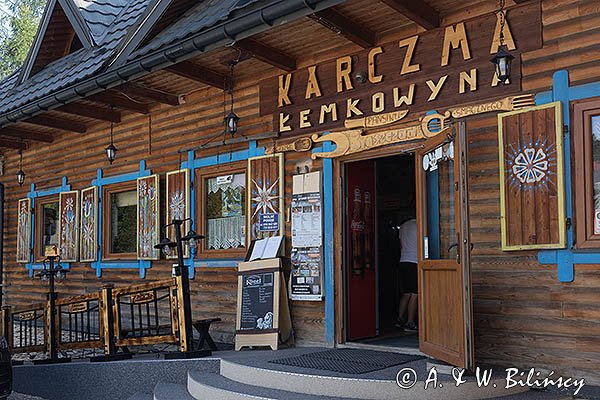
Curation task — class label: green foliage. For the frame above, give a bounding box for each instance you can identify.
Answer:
[0,0,46,78]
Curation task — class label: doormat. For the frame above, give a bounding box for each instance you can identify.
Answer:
[270,349,423,374]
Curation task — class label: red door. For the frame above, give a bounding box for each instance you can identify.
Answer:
[345,160,377,340]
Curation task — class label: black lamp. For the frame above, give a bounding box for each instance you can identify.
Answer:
[490,0,514,85]
[491,45,514,84]
[224,60,240,137]
[224,111,239,136]
[182,228,203,251]
[105,106,118,164]
[156,237,177,257]
[16,147,25,186]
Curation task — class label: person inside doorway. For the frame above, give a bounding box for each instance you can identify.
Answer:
[396,218,418,332]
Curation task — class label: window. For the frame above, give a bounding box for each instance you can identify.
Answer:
[34,196,59,261]
[196,162,247,258]
[573,98,600,248]
[103,183,137,260]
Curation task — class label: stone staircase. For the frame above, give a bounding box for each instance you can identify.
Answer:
[128,357,528,400]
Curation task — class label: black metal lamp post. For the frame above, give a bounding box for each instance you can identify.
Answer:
[155,218,206,358]
[35,252,69,363]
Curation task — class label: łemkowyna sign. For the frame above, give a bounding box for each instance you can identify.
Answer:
[259,2,541,136]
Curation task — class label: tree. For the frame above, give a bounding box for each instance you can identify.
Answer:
[0,0,46,79]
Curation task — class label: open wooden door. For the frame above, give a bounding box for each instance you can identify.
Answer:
[415,122,474,369]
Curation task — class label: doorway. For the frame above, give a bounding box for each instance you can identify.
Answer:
[340,122,474,368]
[344,154,418,349]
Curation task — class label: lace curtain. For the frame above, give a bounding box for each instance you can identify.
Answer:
[206,173,246,250]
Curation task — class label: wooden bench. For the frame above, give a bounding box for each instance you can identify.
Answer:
[192,318,221,351]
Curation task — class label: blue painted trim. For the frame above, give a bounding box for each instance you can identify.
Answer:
[91,160,151,279]
[312,139,335,346]
[536,71,600,282]
[193,259,243,268]
[25,177,71,277]
[182,141,265,277]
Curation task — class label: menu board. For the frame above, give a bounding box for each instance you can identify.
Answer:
[235,258,293,351]
[239,271,275,332]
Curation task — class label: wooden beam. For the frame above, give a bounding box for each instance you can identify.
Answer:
[119,83,185,106]
[89,91,150,114]
[309,8,376,48]
[0,127,53,143]
[0,137,29,149]
[24,115,87,133]
[166,62,228,89]
[380,0,439,30]
[57,103,121,123]
[233,39,296,72]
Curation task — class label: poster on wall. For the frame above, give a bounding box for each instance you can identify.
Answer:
[290,171,323,301]
[80,186,98,262]
[247,154,284,241]
[58,191,79,262]
[16,198,31,263]
[137,174,160,260]
[166,169,190,258]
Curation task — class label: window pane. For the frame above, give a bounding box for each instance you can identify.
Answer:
[205,173,246,250]
[593,115,600,234]
[422,142,455,260]
[41,202,59,249]
[110,190,137,254]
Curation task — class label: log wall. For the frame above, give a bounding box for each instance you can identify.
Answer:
[0,0,599,380]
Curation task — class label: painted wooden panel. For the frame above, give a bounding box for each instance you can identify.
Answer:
[16,198,31,263]
[58,191,79,262]
[247,153,284,241]
[498,102,565,250]
[166,169,190,258]
[137,174,160,260]
[80,186,98,263]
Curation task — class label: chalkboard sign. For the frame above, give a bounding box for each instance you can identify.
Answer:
[235,258,293,350]
[240,272,275,332]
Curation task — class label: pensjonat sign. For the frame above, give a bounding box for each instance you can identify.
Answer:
[259,2,542,137]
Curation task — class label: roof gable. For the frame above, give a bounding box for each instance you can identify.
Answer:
[18,0,93,84]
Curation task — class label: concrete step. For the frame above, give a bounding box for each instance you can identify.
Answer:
[153,383,195,400]
[187,370,356,400]
[219,359,528,400]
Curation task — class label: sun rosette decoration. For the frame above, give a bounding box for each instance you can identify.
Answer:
[248,154,284,241]
[505,138,555,192]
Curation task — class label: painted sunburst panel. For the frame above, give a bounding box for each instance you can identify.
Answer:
[498,101,565,251]
[137,174,160,260]
[17,198,32,263]
[80,186,98,262]
[247,153,284,241]
[58,190,79,262]
[166,169,190,259]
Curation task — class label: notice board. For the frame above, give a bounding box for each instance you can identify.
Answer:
[290,171,324,301]
[235,258,293,350]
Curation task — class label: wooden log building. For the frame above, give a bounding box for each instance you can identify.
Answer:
[0,0,600,384]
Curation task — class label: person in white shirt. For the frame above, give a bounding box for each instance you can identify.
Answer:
[396,218,418,332]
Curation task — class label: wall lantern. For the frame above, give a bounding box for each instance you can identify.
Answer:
[105,105,118,164]
[490,0,514,84]
[224,59,240,137]
[16,147,25,186]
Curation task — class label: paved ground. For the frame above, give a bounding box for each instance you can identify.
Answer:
[8,394,48,400]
